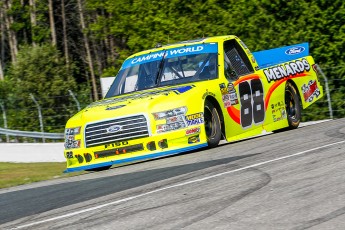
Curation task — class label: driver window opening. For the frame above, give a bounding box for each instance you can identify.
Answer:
[223,39,254,78]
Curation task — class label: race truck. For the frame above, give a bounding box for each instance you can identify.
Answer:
[64,35,323,172]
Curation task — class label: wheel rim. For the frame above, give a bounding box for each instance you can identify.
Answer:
[285,89,296,119]
[204,107,215,138]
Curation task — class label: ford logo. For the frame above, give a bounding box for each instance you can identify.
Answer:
[285,46,305,55]
[106,125,122,133]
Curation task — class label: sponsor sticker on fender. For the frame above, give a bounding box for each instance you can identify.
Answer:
[220,83,238,107]
[185,113,204,126]
[302,80,320,102]
[188,135,200,144]
[186,127,200,136]
[271,101,286,122]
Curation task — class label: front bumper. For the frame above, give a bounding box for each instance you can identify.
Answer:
[64,127,207,172]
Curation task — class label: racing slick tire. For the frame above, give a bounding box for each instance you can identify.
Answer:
[204,100,221,148]
[285,82,301,129]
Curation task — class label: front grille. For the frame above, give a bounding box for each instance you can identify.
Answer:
[85,115,149,147]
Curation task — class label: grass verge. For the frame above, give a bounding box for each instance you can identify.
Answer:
[0,162,85,189]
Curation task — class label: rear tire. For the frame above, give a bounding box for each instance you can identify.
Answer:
[285,82,301,129]
[204,101,221,147]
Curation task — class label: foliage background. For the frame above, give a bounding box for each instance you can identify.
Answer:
[0,0,344,139]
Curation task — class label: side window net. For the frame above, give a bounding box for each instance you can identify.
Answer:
[224,39,254,77]
[226,48,250,76]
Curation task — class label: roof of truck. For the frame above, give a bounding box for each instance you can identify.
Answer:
[127,35,237,59]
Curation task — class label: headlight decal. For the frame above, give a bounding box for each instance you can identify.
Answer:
[65,127,81,149]
[153,107,188,133]
[152,107,187,120]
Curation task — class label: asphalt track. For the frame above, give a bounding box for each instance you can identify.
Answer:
[0,118,344,230]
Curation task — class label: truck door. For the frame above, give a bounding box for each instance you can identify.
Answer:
[221,39,265,140]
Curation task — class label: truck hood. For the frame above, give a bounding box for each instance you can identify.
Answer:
[70,85,196,125]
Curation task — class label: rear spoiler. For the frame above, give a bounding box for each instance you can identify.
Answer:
[253,43,309,69]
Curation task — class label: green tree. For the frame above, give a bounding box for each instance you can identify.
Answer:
[6,44,78,132]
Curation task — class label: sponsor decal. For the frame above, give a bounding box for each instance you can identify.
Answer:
[156,122,186,133]
[302,80,320,102]
[185,113,204,126]
[169,46,204,55]
[65,139,80,150]
[122,43,218,69]
[219,83,227,95]
[66,151,73,158]
[270,101,286,122]
[156,124,168,133]
[263,58,311,83]
[285,46,306,55]
[227,83,234,91]
[222,94,231,108]
[188,135,200,144]
[106,125,122,133]
[186,127,200,136]
[130,47,205,65]
[202,91,216,99]
[220,83,238,107]
[131,52,166,65]
[227,83,239,106]
[166,115,185,124]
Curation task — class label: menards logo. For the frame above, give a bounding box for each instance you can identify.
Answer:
[263,58,311,83]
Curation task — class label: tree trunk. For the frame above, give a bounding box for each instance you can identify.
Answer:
[48,0,56,46]
[61,0,69,65]
[92,39,103,77]
[3,0,18,63]
[20,0,28,44]
[77,0,99,101]
[0,5,5,80]
[29,0,37,46]
[108,35,117,66]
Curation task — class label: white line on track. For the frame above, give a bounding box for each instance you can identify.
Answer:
[12,140,345,229]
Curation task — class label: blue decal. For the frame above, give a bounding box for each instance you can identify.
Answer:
[172,85,194,94]
[122,43,218,69]
[253,43,309,69]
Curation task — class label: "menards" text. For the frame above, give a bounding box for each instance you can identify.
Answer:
[263,58,310,83]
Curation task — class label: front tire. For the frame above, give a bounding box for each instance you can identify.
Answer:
[204,101,221,147]
[86,165,112,172]
[285,82,301,129]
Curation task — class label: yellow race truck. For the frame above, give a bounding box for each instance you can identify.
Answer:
[64,35,323,172]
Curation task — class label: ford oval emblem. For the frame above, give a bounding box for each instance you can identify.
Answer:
[106,125,122,133]
[285,46,305,55]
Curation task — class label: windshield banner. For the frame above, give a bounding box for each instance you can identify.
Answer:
[121,43,218,69]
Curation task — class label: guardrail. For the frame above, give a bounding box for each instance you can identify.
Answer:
[0,127,64,141]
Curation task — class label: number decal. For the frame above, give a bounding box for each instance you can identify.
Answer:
[251,79,265,124]
[239,81,252,128]
[238,79,265,128]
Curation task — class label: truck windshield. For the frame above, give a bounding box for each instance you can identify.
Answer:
[105,43,218,98]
